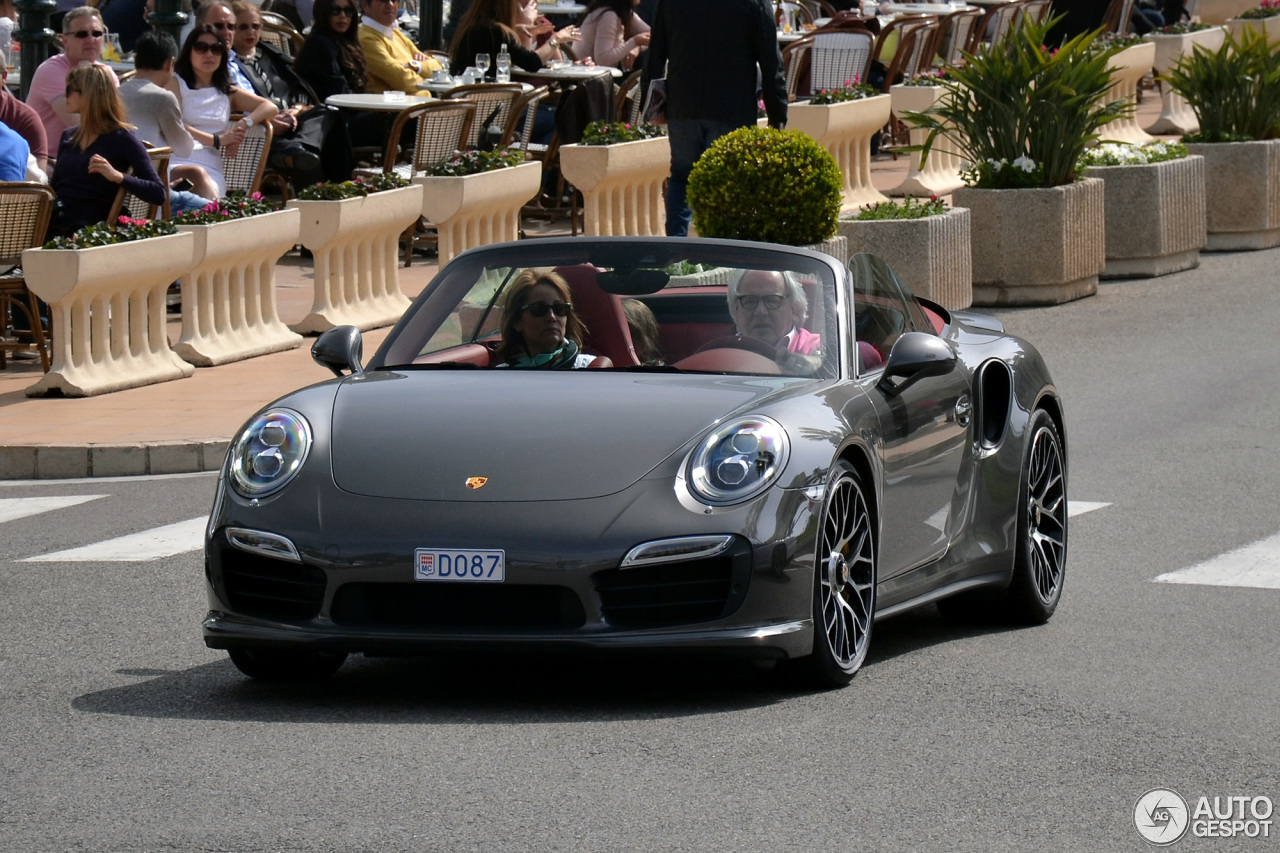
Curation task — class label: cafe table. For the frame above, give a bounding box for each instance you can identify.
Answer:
[525,64,622,81]
[538,2,587,15]
[326,93,435,111]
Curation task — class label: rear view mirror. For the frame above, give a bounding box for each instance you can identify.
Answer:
[876,332,956,397]
[312,325,364,377]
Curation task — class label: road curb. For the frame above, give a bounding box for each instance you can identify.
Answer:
[0,440,229,480]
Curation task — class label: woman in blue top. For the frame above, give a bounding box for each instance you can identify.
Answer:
[49,63,166,235]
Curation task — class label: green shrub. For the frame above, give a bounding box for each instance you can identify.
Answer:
[580,121,666,144]
[43,217,177,249]
[296,173,411,199]
[423,148,526,177]
[851,195,948,220]
[1239,0,1280,18]
[902,18,1130,188]
[172,190,280,225]
[1165,29,1280,141]
[686,126,842,246]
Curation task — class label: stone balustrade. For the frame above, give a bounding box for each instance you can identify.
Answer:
[1103,42,1157,146]
[789,95,892,213]
[888,85,967,198]
[287,184,423,334]
[1145,28,1226,136]
[416,161,542,264]
[559,137,670,236]
[173,208,303,366]
[22,232,196,397]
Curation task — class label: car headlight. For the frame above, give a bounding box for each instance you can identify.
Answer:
[687,416,789,505]
[229,409,312,498]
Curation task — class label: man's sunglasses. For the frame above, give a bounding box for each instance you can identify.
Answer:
[736,294,786,311]
[520,301,572,318]
[331,6,357,15]
[236,21,263,30]
[192,40,226,54]
[209,22,236,30]
[69,29,106,39]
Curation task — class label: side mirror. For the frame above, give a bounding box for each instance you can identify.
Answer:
[312,325,364,377]
[876,332,956,397]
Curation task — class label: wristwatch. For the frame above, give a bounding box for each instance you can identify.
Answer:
[240,116,254,129]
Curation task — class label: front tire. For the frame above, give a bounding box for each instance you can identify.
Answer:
[793,460,876,688]
[227,647,348,681]
[1004,409,1067,623]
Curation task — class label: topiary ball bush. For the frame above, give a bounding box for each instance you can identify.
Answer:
[687,126,842,246]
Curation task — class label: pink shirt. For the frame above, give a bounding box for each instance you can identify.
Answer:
[25,54,119,146]
[787,326,822,355]
[576,8,649,70]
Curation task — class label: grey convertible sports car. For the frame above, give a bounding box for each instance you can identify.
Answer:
[203,237,1067,687]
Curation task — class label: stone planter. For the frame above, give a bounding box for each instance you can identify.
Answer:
[559,136,670,237]
[1185,139,1280,250]
[1084,155,1206,278]
[953,178,1105,306]
[888,84,967,198]
[806,235,849,267]
[287,184,423,334]
[838,208,972,309]
[1102,42,1156,145]
[173,208,303,366]
[1145,27,1226,136]
[415,161,542,265]
[21,232,196,397]
[789,95,892,213]
[1196,0,1257,24]
[1226,15,1280,44]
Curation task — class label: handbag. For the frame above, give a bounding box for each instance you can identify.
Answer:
[642,78,666,124]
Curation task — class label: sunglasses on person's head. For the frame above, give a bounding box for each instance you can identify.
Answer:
[193,39,225,53]
[331,5,357,14]
[736,294,786,311]
[69,28,106,39]
[520,301,572,318]
[236,21,262,30]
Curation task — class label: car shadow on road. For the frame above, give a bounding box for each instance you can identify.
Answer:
[73,606,1022,724]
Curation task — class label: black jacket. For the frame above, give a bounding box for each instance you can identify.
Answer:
[641,0,786,129]
[235,41,319,109]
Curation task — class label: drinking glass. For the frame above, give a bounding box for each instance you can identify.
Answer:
[475,53,490,80]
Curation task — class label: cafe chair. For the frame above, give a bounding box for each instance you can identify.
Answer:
[874,14,940,91]
[0,182,56,372]
[223,121,274,196]
[260,14,305,57]
[502,84,551,154]
[931,6,981,68]
[784,26,876,100]
[1101,0,1138,32]
[615,70,643,127]
[968,1,1023,52]
[106,144,173,223]
[441,83,526,150]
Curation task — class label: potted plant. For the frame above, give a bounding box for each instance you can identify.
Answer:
[559,120,670,237]
[686,125,847,261]
[838,195,973,309]
[287,173,424,334]
[415,147,542,264]
[1198,0,1266,24]
[1164,29,1280,250]
[22,217,195,397]
[1079,141,1206,277]
[889,70,967,197]
[1227,0,1280,45]
[1145,23,1227,135]
[170,191,303,367]
[788,78,892,212]
[904,19,1129,305]
[1092,31,1157,145]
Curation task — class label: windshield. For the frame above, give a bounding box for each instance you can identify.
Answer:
[376,240,842,379]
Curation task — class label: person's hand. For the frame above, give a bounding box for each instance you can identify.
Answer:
[554,24,578,43]
[87,153,124,184]
[578,56,595,66]
[221,123,248,148]
[412,51,427,62]
[633,32,651,47]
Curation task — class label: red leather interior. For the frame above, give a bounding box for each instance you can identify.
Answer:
[554,265,641,367]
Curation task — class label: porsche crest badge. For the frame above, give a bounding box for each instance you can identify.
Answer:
[465,476,488,490]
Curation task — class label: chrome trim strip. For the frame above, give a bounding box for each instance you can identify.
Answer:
[225,527,302,563]
[621,534,736,568]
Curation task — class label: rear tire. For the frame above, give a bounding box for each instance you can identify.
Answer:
[227,647,348,681]
[1003,409,1067,624]
[791,460,876,688]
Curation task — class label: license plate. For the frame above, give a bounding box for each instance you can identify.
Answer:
[414,548,505,582]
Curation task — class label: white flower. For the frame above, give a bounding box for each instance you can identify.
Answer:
[1012,155,1036,173]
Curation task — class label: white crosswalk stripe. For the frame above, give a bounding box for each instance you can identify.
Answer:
[1154,532,1280,590]
[0,495,107,524]
[1067,501,1110,518]
[21,517,208,563]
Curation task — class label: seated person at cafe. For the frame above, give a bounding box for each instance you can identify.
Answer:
[49,64,165,235]
[25,6,120,146]
[230,0,353,182]
[1,65,51,173]
[295,0,392,153]
[119,31,216,211]
[358,0,443,93]
[448,0,551,77]
[495,270,613,369]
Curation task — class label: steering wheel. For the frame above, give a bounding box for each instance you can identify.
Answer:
[695,335,780,360]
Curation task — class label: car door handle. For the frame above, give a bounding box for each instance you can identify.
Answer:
[954,394,972,427]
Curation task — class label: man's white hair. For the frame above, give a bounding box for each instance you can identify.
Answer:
[726,268,807,314]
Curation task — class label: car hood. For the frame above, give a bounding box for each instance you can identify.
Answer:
[328,370,802,501]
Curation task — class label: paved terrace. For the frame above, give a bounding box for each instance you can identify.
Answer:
[0,95,1168,478]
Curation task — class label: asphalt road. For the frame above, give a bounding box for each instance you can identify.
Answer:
[2,249,1278,852]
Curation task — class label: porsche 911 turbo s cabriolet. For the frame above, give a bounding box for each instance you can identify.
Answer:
[203,238,1067,687]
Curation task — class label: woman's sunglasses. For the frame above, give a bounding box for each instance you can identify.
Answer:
[331,6,357,15]
[236,21,263,30]
[192,40,226,54]
[520,301,572,318]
